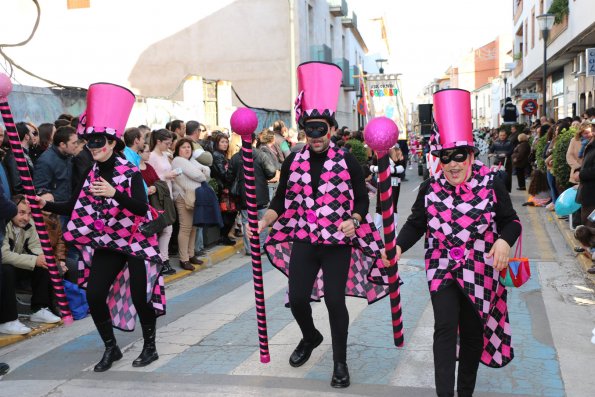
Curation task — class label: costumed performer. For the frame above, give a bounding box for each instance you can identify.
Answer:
[395,88,521,397]
[248,61,390,388]
[38,83,165,372]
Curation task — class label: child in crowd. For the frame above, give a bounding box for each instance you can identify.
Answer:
[523,169,551,207]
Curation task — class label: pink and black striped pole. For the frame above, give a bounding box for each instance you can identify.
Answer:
[230,107,270,363]
[364,117,403,347]
[0,73,73,324]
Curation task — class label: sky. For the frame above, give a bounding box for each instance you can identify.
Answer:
[351,0,513,105]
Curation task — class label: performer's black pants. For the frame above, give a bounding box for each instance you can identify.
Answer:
[86,248,155,327]
[288,241,351,363]
[0,263,53,323]
[431,281,483,397]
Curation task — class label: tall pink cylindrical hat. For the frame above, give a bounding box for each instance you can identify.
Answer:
[431,88,476,155]
[79,83,135,149]
[295,61,342,127]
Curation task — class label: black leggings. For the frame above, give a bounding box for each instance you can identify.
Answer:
[431,281,483,397]
[288,242,351,363]
[86,249,156,326]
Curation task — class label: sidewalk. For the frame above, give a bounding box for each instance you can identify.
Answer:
[0,240,244,348]
[538,205,595,283]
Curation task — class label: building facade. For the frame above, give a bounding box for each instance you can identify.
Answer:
[3,0,382,130]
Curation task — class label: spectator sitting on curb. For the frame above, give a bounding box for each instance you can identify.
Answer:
[0,195,61,336]
[574,225,595,274]
[0,178,17,375]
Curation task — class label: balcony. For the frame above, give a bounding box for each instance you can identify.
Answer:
[327,0,348,17]
[309,44,332,63]
[333,58,355,90]
[342,11,357,30]
[548,14,568,43]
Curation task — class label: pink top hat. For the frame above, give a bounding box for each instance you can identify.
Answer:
[78,83,135,150]
[294,61,342,127]
[430,88,477,155]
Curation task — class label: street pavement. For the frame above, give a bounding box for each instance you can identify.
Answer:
[1,160,594,396]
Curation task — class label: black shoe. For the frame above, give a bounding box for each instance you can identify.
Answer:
[517,187,526,191]
[195,249,206,256]
[132,322,159,367]
[0,362,9,376]
[161,260,176,275]
[94,321,123,372]
[330,362,350,388]
[588,266,595,275]
[189,256,204,265]
[289,330,323,367]
[219,237,236,246]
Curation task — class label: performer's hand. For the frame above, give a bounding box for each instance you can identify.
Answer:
[34,195,47,209]
[339,219,356,238]
[148,186,157,195]
[246,219,267,239]
[486,238,511,272]
[91,177,116,198]
[396,245,402,261]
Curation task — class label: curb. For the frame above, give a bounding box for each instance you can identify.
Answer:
[544,210,594,281]
[0,241,244,349]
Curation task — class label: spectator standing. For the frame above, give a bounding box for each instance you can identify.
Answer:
[228,133,277,254]
[0,127,11,198]
[33,126,77,205]
[576,120,595,228]
[501,97,519,125]
[123,127,144,169]
[210,134,237,246]
[185,120,213,167]
[511,133,531,190]
[0,179,17,376]
[258,130,282,171]
[171,138,209,270]
[170,120,185,141]
[148,129,177,272]
[31,123,55,164]
[489,129,514,192]
[0,195,61,336]
[567,121,592,185]
[272,120,291,159]
[290,130,307,153]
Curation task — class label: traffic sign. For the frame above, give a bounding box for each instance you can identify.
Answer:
[522,99,538,115]
[587,48,595,76]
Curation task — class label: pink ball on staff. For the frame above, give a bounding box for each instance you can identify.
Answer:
[230,108,259,138]
[0,73,14,99]
[364,117,399,152]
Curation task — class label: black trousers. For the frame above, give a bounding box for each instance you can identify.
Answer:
[86,249,155,326]
[431,281,483,397]
[288,241,351,363]
[0,263,52,323]
[515,166,526,189]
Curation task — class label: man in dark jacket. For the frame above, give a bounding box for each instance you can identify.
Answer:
[0,185,18,376]
[501,97,518,125]
[228,133,277,254]
[489,129,514,192]
[33,126,77,203]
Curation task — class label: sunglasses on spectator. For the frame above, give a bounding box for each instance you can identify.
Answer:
[439,148,470,164]
[31,131,39,136]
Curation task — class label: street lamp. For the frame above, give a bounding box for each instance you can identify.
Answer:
[376,58,387,74]
[501,69,511,99]
[536,13,555,118]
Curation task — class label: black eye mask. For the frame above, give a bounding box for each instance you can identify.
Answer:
[439,147,469,164]
[304,121,329,138]
[86,135,108,149]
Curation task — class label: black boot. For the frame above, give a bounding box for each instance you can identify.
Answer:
[330,362,350,388]
[132,322,159,367]
[94,321,123,372]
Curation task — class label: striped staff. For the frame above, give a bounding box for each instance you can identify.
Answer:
[0,73,73,324]
[364,117,404,347]
[230,108,270,363]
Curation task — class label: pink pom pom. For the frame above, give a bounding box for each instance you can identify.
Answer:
[364,117,399,152]
[0,73,13,100]
[230,108,259,138]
